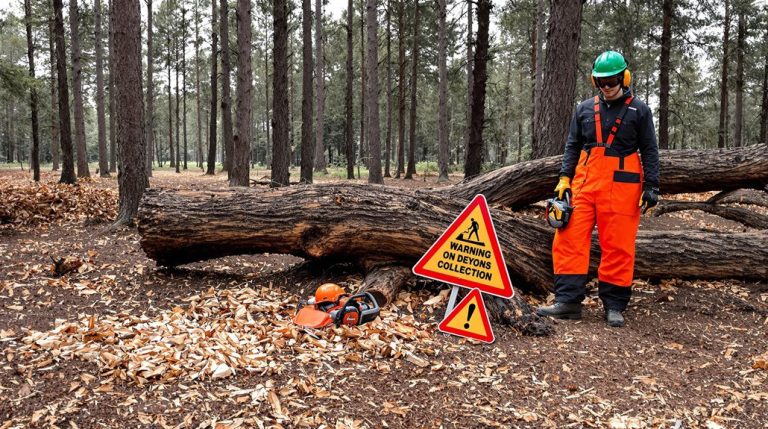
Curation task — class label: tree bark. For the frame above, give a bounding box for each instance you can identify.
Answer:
[395,0,406,178]
[24,0,40,182]
[384,0,392,178]
[657,0,672,150]
[761,49,768,144]
[531,0,583,159]
[221,0,234,176]
[144,0,154,177]
[531,0,543,152]
[366,0,382,184]
[718,0,731,149]
[653,200,768,229]
[70,0,89,178]
[436,0,449,183]
[96,0,110,177]
[345,0,355,179]
[53,0,75,184]
[314,0,327,173]
[734,10,745,148]
[167,32,175,169]
[113,0,147,225]
[404,0,419,180]
[300,0,314,183]
[182,6,188,171]
[464,0,472,165]
[359,0,367,168]
[108,0,117,173]
[175,36,181,174]
[206,0,219,175]
[231,0,252,186]
[464,0,490,179]
[48,18,60,172]
[272,0,290,187]
[195,0,202,168]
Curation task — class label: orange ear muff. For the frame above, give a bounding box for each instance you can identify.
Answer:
[623,69,632,87]
[591,75,597,88]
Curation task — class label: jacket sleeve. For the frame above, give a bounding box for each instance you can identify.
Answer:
[558,105,584,179]
[637,102,660,189]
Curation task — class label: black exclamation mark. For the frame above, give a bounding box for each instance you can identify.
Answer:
[464,304,476,329]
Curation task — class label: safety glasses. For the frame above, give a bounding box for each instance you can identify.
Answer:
[596,74,622,88]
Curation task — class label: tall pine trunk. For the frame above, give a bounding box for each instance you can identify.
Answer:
[206,0,219,175]
[48,19,59,172]
[366,0,382,183]
[531,0,543,151]
[195,0,202,169]
[53,0,75,184]
[658,0,672,150]
[436,0,449,182]
[24,0,40,182]
[761,50,768,144]
[404,0,419,180]
[300,0,314,183]
[464,0,490,178]
[70,0,89,178]
[345,0,355,179]
[718,0,731,149]
[359,0,367,167]
[734,11,745,148]
[314,0,327,173]
[220,0,234,176]
[463,0,473,164]
[384,0,392,177]
[175,37,181,174]
[96,0,109,177]
[231,0,252,186]
[395,0,406,178]
[271,0,290,186]
[167,33,175,168]
[182,6,188,170]
[108,0,116,173]
[145,0,155,176]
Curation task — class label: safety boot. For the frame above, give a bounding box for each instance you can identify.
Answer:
[536,302,582,320]
[605,309,625,327]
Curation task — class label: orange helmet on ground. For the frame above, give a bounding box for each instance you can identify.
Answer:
[315,283,345,304]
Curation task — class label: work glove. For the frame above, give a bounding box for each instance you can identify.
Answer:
[639,184,659,214]
[554,176,572,200]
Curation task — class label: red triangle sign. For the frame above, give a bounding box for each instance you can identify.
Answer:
[413,194,514,298]
[438,289,494,343]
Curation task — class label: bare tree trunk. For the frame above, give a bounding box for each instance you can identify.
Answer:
[108,0,116,173]
[300,0,314,183]
[48,19,59,172]
[463,0,472,165]
[734,10,745,148]
[657,0,672,150]
[718,0,731,149]
[144,0,154,177]
[464,0,491,179]
[182,6,188,171]
[24,0,40,182]
[175,36,181,174]
[531,0,543,151]
[231,0,252,186]
[264,24,271,166]
[195,0,202,169]
[96,0,109,177]
[345,0,355,179]
[366,0,382,183]
[531,0,583,159]
[436,0,449,183]
[501,54,512,166]
[395,0,405,178]
[314,0,327,173]
[404,0,419,180]
[70,0,89,178]
[384,0,392,178]
[206,0,219,175]
[359,0,367,168]
[271,0,290,187]
[53,0,75,184]
[221,0,234,176]
[761,49,768,144]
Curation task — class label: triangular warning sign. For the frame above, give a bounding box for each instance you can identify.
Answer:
[413,194,514,298]
[438,289,494,343]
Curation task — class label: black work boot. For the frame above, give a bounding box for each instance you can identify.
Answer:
[605,309,625,327]
[536,302,582,320]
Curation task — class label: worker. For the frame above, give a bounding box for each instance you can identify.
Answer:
[537,51,660,327]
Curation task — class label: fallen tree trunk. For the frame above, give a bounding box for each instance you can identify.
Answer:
[449,144,768,208]
[708,188,768,208]
[653,200,768,229]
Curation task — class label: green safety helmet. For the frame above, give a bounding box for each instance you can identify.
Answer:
[591,51,631,87]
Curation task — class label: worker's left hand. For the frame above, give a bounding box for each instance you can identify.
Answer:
[639,184,659,214]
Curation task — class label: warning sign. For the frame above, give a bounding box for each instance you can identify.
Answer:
[412,194,513,298]
[438,288,494,343]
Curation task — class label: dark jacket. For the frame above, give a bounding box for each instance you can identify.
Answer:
[559,90,660,189]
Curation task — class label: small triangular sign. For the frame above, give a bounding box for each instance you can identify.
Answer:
[413,194,514,299]
[438,289,494,344]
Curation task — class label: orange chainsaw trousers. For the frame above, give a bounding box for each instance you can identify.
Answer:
[552,146,643,311]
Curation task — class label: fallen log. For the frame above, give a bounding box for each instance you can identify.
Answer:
[653,200,768,229]
[708,188,768,208]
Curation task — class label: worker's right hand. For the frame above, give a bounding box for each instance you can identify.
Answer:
[554,176,572,199]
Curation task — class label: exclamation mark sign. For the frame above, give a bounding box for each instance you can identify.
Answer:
[464,303,476,329]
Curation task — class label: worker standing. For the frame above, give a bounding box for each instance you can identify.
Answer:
[537,51,660,327]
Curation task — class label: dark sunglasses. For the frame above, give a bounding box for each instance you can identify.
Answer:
[596,74,622,88]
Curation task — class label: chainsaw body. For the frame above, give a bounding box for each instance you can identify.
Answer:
[293,292,380,329]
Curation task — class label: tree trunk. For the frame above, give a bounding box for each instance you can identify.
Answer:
[531,0,583,159]
[734,10,745,148]
[167,32,175,169]
[114,0,147,225]
[207,0,219,175]
[345,0,355,179]
[384,0,392,178]
[531,0,543,152]
[653,200,768,229]
[404,1,420,180]
[761,50,768,144]
[436,0,449,183]
[96,0,110,177]
[718,0,731,149]
[272,0,290,187]
[70,0,89,178]
[195,0,202,168]
[108,0,117,173]
[359,0,367,168]
[264,24,271,167]
[314,0,327,174]
[182,6,188,171]
[464,0,491,179]
[657,0,672,150]
[144,0,154,177]
[366,0,382,184]
[53,0,75,184]
[464,0,473,165]
[395,0,406,178]
[231,0,252,186]
[175,37,181,174]
[300,0,314,183]
[24,0,40,182]
[48,18,59,172]
[221,0,234,176]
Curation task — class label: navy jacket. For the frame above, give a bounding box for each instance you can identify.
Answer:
[559,90,660,189]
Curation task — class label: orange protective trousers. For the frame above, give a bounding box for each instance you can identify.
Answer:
[552,146,643,289]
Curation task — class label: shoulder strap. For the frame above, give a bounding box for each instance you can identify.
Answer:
[606,96,634,147]
[593,96,603,144]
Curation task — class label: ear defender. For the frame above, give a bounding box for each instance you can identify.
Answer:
[623,69,632,87]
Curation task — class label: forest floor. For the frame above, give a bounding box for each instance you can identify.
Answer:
[1,167,767,429]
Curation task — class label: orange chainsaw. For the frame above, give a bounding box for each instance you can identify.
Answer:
[293,283,380,329]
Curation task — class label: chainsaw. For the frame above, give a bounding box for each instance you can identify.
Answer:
[293,284,381,329]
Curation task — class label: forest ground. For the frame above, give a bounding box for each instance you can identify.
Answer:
[1,167,767,429]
